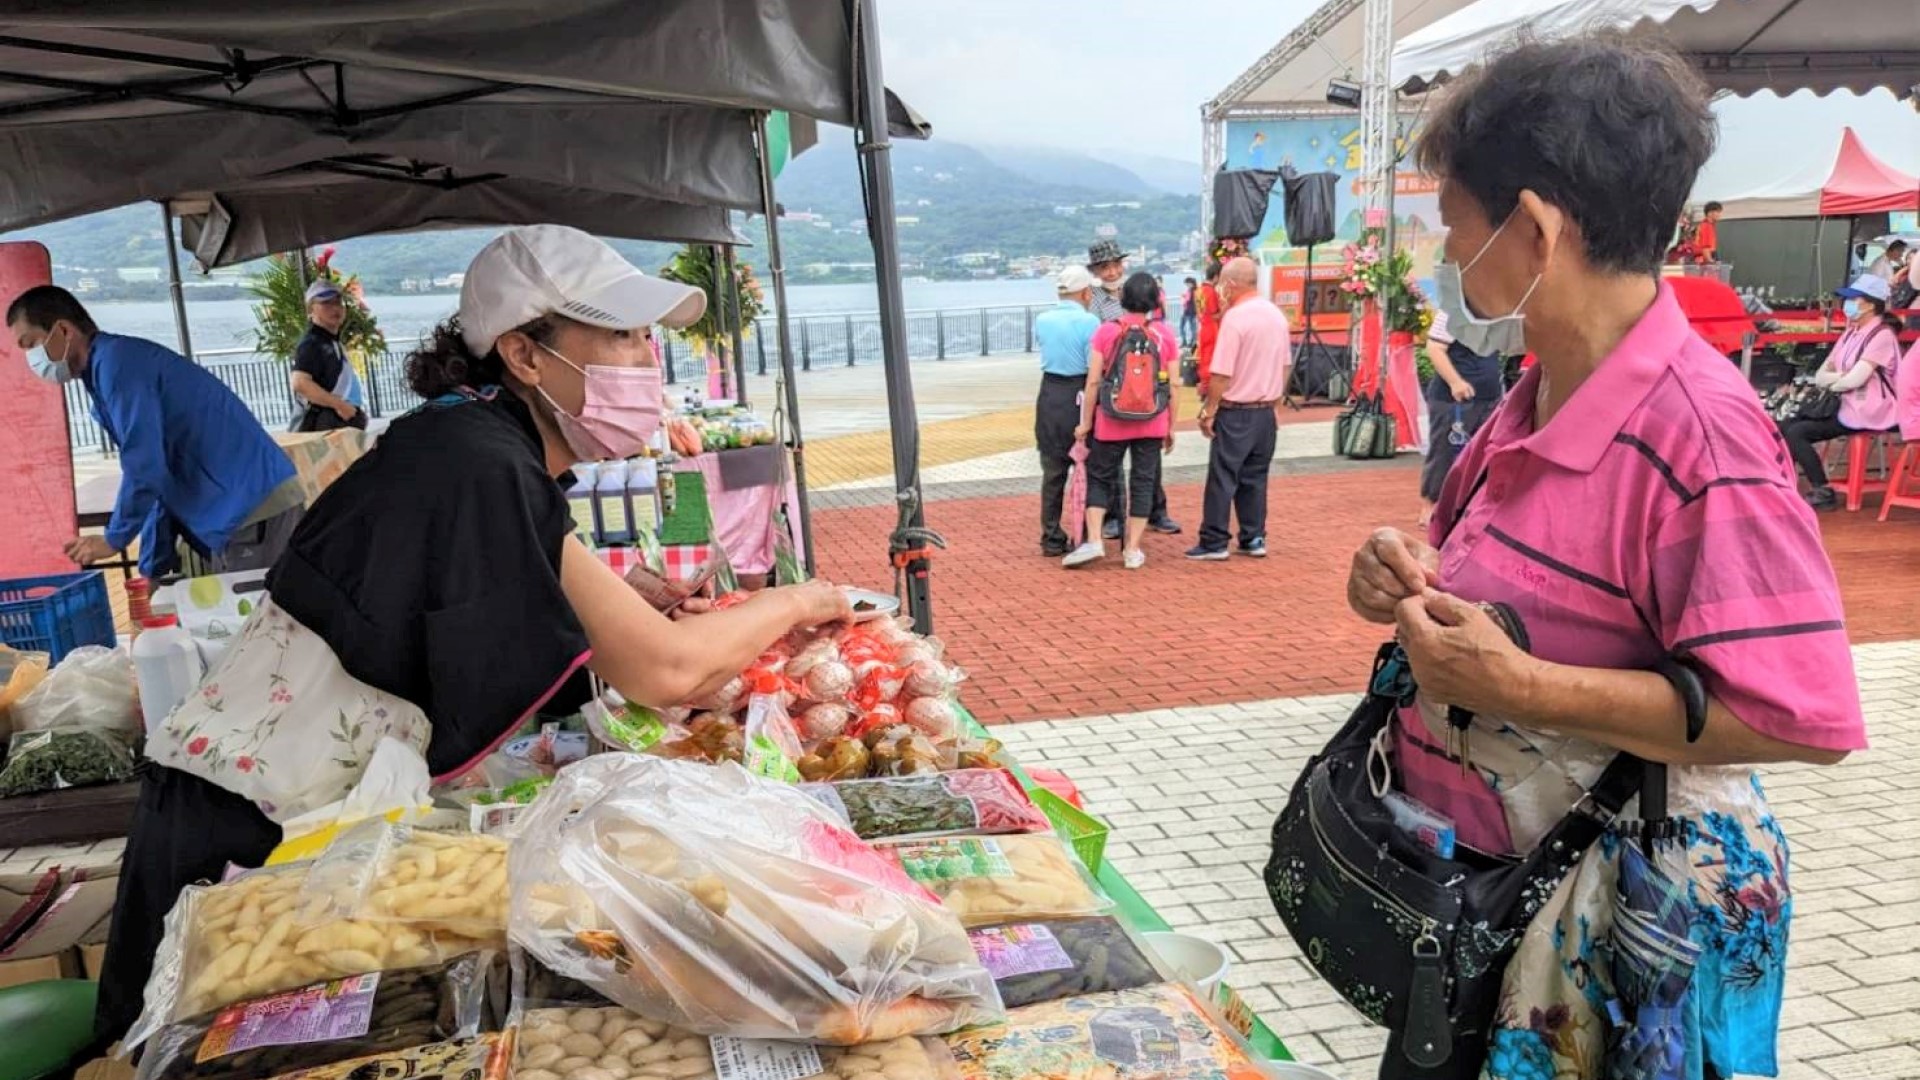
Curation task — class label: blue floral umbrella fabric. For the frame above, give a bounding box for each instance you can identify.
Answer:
[1602,839,1703,1080]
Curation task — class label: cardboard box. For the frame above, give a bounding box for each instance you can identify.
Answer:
[273,428,369,505]
[81,942,105,980]
[0,949,79,989]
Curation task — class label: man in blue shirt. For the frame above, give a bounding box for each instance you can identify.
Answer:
[1033,267,1101,556]
[9,286,302,577]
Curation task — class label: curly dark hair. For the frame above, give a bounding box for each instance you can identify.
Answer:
[405,315,557,398]
[1119,272,1161,315]
[1415,33,1717,274]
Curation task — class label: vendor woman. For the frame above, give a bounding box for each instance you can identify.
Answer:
[97,225,852,1041]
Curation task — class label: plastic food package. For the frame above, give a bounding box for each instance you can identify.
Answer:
[260,1033,511,1080]
[128,851,507,1044]
[889,835,1110,926]
[863,725,950,777]
[12,645,140,736]
[0,726,137,797]
[507,755,1004,1043]
[797,735,870,783]
[132,952,501,1080]
[943,984,1266,1080]
[299,822,510,939]
[0,646,49,737]
[967,919,1163,1008]
[652,712,746,765]
[805,771,1051,842]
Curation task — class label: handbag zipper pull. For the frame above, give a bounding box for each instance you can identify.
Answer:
[1402,920,1452,1069]
[1447,705,1474,777]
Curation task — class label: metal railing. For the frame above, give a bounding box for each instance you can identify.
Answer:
[67,303,1055,453]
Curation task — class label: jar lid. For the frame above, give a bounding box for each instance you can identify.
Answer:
[141,614,179,629]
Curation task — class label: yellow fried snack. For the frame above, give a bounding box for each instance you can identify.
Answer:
[516,1008,950,1080]
[889,835,1108,927]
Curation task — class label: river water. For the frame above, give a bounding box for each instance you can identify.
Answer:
[90,278,1139,358]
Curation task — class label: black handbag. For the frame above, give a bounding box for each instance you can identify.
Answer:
[1264,643,1643,1078]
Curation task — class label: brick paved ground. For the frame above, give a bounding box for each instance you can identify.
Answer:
[813,464,1920,722]
[996,640,1920,1080]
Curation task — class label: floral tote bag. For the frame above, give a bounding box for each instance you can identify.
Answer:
[149,596,430,823]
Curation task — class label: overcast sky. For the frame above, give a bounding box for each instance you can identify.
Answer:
[878,0,1919,191]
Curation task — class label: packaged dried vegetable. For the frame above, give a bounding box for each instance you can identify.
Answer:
[133,952,501,1080]
[966,918,1162,1008]
[0,725,137,797]
[804,770,1050,842]
[508,754,1003,1044]
[942,984,1268,1080]
[889,834,1109,926]
[260,1033,511,1080]
[127,835,509,1044]
[515,1003,952,1080]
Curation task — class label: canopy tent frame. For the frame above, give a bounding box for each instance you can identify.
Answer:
[4,0,938,629]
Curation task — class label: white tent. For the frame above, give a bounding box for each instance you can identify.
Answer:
[1393,0,1920,97]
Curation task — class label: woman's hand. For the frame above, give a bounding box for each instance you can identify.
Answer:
[1447,378,1475,402]
[1347,527,1439,625]
[1394,590,1532,715]
[1164,432,1175,452]
[777,579,853,629]
[1074,422,1092,442]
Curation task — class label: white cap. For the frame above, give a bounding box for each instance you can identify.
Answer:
[1836,274,1891,304]
[459,224,707,357]
[1056,265,1096,294]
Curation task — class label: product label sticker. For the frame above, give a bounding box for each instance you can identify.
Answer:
[196,973,380,1062]
[745,732,800,783]
[969,924,1076,979]
[709,1037,824,1080]
[897,838,1013,881]
[605,704,668,751]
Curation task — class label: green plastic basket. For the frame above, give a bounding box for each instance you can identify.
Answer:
[1029,786,1109,874]
[658,469,713,545]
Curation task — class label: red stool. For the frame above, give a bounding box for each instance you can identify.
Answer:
[1825,432,1893,512]
[1879,442,1920,522]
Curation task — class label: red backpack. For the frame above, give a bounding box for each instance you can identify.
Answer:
[1100,321,1170,422]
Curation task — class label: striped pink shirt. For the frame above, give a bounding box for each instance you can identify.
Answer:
[1428,283,1867,752]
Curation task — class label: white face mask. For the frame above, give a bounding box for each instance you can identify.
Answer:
[26,324,73,384]
[1433,208,1543,358]
[1842,299,1864,321]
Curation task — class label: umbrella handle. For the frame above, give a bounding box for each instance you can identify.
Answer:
[1641,659,1707,854]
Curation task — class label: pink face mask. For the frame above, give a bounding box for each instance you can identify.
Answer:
[536,345,664,461]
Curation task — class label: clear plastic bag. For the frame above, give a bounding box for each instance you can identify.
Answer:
[257,1033,511,1080]
[132,950,502,1080]
[507,755,1004,1043]
[0,725,137,797]
[126,856,508,1048]
[942,984,1268,1080]
[966,917,1164,1008]
[12,644,139,736]
[803,770,1051,842]
[888,834,1111,927]
[0,646,49,737]
[299,821,510,939]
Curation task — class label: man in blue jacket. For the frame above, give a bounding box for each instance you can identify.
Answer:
[9,286,302,577]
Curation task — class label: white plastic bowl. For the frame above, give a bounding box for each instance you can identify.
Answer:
[1140,931,1232,994]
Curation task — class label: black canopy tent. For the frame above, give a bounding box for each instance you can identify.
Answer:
[0,0,941,630]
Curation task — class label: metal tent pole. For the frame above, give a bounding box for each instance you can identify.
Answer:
[722,244,749,408]
[851,0,935,634]
[755,112,816,577]
[159,203,195,361]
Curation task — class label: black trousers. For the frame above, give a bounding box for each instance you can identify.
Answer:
[1780,416,1857,488]
[1419,354,1504,503]
[1088,437,1163,518]
[1109,458,1171,524]
[95,765,282,1043]
[1200,406,1278,550]
[1035,374,1083,551]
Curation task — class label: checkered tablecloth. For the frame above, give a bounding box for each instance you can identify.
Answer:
[594,543,714,583]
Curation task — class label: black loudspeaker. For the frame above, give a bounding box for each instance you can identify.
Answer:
[1281,169,1338,248]
[1212,169,1281,240]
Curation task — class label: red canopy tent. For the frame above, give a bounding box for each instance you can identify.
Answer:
[1819,128,1920,217]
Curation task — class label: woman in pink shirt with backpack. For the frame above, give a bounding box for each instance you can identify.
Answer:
[1065,272,1177,570]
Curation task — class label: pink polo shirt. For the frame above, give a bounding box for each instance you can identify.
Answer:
[1900,340,1920,443]
[1428,282,1867,753]
[1210,295,1291,403]
[1827,323,1901,432]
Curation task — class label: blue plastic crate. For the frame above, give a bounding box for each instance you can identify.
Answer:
[0,572,116,663]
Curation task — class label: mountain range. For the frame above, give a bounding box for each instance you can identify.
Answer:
[2,135,1202,293]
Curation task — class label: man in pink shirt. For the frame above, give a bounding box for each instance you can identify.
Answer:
[1190,256,1290,559]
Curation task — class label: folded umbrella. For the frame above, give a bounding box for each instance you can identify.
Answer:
[1604,839,1701,1080]
[1064,441,1091,546]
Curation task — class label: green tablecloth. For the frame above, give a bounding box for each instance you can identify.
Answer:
[965,712,1294,1062]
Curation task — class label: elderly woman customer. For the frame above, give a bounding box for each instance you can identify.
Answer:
[1780,274,1904,509]
[1338,35,1863,1080]
[1064,272,1177,570]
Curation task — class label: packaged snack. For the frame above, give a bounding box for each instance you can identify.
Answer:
[862,725,948,777]
[300,822,510,939]
[0,726,137,797]
[805,771,1050,842]
[942,984,1268,1080]
[133,952,501,1080]
[967,918,1162,1008]
[264,1033,510,1080]
[796,735,871,783]
[508,755,1003,1044]
[127,848,508,1043]
[889,835,1109,926]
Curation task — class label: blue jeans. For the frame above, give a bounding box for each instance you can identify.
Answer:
[1179,311,1198,347]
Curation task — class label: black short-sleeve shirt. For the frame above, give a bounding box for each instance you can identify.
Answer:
[266,392,590,777]
[292,324,345,392]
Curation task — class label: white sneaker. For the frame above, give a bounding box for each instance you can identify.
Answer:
[1061,542,1105,568]
[1123,549,1147,570]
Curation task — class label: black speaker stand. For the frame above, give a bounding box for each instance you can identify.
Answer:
[1284,243,1336,409]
